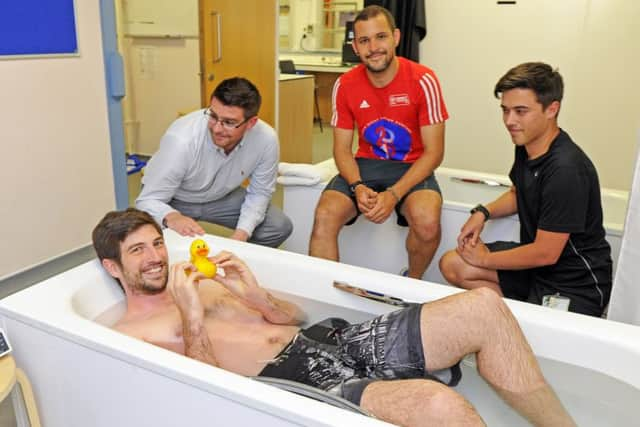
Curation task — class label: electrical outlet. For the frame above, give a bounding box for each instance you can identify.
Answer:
[305,24,314,34]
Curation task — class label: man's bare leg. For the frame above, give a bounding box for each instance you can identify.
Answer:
[403,190,442,279]
[361,379,485,426]
[309,190,356,260]
[420,288,575,426]
[439,250,504,295]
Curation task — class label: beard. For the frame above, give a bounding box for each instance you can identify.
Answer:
[364,50,394,73]
[122,261,168,296]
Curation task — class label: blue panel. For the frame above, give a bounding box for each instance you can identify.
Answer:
[99,0,129,209]
[107,52,126,99]
[0,0,78,56]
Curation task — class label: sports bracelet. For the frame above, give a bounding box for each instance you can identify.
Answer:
[387,187,401,203]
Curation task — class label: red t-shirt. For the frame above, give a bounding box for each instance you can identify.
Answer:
[331,57,448,163]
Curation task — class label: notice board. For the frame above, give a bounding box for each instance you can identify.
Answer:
[0,0,78,57]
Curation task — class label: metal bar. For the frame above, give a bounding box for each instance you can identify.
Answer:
[450,176,511,188]
[212,11,222,63]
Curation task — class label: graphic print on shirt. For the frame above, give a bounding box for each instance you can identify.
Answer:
[363,119,412,161]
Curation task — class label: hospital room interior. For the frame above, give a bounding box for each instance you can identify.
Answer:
[1,1,640,426]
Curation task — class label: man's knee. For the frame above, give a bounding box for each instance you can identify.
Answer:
[362,380,481,426]
[253,212,293,247]
[311,197,350,237]
[405,206,441,243]
[277,214,294,241]
[468,287,510,320]
[439,250,462,284]
[420,384,481,425]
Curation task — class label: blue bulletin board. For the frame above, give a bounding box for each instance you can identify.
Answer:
[0,0,78,57]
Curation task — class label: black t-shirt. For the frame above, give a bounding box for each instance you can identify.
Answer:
[509,129,612,309]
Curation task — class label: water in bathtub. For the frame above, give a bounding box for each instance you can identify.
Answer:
[95,290,638,427]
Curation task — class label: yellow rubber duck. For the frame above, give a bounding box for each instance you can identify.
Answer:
[189,239,217,278]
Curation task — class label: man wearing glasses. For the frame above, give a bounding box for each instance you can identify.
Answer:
[136,77,292,247]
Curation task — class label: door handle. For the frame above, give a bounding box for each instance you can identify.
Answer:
[211,11,222,63]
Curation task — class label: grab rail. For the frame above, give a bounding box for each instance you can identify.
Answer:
[450,176,511,188]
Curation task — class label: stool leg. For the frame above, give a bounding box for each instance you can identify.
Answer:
[14,369,41,427]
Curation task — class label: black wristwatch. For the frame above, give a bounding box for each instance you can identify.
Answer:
[349,180,364,193]
[470,204,490,222]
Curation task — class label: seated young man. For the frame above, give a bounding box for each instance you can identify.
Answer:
[92,208,576,427]
[439,62,612,317]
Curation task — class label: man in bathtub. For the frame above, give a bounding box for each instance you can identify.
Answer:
[309,6,447,279]
[92,208,576,426]
[439,62,612,317]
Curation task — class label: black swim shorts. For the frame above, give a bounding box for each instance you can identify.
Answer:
[258,304,461,405]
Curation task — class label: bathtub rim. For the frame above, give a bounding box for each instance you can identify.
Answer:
[0,260,393,426]
[303,162,627,235]
[2,232,640,409]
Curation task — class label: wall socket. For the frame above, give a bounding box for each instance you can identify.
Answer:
[304,24,314,34]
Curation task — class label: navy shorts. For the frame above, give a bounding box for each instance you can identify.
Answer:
[258,304,461,405]
[487,241,607,316]
[324,158,442,227]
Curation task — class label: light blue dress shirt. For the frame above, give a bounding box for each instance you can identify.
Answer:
[136,109,279,236]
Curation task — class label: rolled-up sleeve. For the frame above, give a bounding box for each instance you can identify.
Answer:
[236,135,279,235]
[135,132,190,225]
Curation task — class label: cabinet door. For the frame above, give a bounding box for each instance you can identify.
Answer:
[200,0,277,126]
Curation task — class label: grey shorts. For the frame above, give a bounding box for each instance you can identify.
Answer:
[325,158,442,226]
[258,304,461,405]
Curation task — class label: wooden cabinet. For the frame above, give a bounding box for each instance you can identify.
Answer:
[293,65,353,125]
[278,75,314,163]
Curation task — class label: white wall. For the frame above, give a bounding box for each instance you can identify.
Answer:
[422,0,640,191]
[0,1,116,279]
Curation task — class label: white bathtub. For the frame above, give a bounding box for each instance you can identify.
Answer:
[282,163,627,284]
[1,231,639,426]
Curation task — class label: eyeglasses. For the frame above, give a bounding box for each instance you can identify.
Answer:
[204,108,251,129]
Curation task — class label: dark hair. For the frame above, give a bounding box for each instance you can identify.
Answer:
[210,77,261,119]
[92,208,161,264]
[494,62,564,110]
[354,5,396,32]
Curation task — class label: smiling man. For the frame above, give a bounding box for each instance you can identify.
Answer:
[136,77,292,248]
[92,208,575,426]
[439,62,612,317]
[309,5,448,280]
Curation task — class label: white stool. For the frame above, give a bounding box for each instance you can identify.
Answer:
[0,355,41,427]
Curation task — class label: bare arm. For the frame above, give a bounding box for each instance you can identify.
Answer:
[458,186,519,248]
[333,127,377,213]
[163,211,205,237]
[458,229,570,270]
[167,262,219,366]
[211,251,305,325]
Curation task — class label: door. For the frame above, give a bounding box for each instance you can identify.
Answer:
[200,0,277,126]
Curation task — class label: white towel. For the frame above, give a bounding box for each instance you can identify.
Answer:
[276,175,322,186]
[277,160,337,186]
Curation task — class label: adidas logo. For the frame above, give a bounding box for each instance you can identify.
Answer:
[359,99,370,109]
